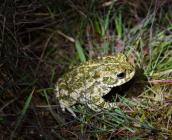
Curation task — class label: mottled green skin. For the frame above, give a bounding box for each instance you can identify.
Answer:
[56,53,135,116]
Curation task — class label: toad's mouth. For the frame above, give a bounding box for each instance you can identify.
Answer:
[102,76,135,102]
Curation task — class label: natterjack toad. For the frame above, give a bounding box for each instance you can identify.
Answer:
[56,53,135,116]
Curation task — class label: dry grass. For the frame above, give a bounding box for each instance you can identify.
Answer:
[0,0,172,139]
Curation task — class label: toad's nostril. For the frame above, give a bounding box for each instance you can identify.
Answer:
[116,72,126,79]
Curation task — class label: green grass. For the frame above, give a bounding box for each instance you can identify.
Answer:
[10,89,34,140]
[0,0,172,139]
[75,39,86,62]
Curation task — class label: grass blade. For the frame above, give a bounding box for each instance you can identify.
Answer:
[10,88,34,140]
[75,40,86,62]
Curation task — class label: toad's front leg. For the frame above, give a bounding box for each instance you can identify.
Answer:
[87,93,117,111]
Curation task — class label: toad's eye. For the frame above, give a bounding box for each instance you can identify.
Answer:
[116,72,126,79]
